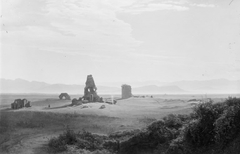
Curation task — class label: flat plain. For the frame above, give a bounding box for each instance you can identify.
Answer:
[0,93,239,154]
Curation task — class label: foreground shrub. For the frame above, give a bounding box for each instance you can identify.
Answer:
[48,137,68,152]
[163,114,183,130]
[225,97,240,107]
[147,120,174,143]
[166,135,189,154]
[183,101,225,148]
[48,128,112,152]
[215,98,240,147]
[103,140,120,152]
[193,100,224,121]
[119,120,175,154]
[76,130,106,151]
[48,128,77,152]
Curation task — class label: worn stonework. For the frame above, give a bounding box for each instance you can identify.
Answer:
[122,84,132,99]
[59,93,71,100]
[11,99,31,109]
[25,101,31,107]
[72,98,82,105]
[82,75,102,102]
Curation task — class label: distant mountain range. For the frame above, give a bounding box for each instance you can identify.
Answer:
[0,78,239,94]
[167,79,240,94]
[133,85,186,94]
[0,78,119,94]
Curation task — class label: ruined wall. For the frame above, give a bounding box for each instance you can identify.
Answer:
[11,99,31,109]
[59,93,71,100]
[122,84,132,99]
[83,75,101,102]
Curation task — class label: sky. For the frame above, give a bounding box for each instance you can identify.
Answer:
[1,0,240,85]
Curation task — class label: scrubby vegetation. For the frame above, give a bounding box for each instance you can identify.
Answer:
[48,97,240,154]
[0,111,118,153]
[48,128,117,153]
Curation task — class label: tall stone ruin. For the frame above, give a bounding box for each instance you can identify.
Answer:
[122,84,132,99]
[82,75,101,102]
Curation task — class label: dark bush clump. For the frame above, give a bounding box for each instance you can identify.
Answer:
[48,128,111,152]
[214,97,240,147]
[48,137,68,152]
[163,114,183,130]
[183,101,225,148]
[48,127,77,152]
[119,120,175,154]
[76,130,106,151]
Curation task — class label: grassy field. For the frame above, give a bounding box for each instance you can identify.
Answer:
[0,93,239,154]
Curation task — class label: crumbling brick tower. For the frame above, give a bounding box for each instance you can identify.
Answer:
[82,75,101,102]
[122,84,132,99]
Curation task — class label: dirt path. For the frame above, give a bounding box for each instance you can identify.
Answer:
[0,129,57,154]
[0,116,140,154]
[7,134,50,154]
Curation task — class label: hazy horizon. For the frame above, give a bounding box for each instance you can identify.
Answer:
[1,0,240,85]
[1,77,240,94]
[1,76,240,86]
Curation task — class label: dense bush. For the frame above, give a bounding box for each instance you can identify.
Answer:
[193,100,224,120]
[119,120,176,154]
[214,97,240,147]
[48,137,68,152]
[103,140,120,152]
[146,120,174,144]
[119,131,156,154]
[48,128,77,152]
[76,130,106,151]
[182,97,240,152]
[166,135,188,154]
[48,128,113,152]
[184,102,220,148]
[163,114,183,130]
[225,97,240,107]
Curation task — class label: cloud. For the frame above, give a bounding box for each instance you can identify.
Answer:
[122,2,189,14]
[1,0,141,55]
[161,0,216,9]
[130,52,184,60]
[118,0,218,14]
[191,3,215,8]
[0,0,219,57]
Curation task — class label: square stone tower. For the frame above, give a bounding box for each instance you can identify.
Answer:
[122,84,132,99]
